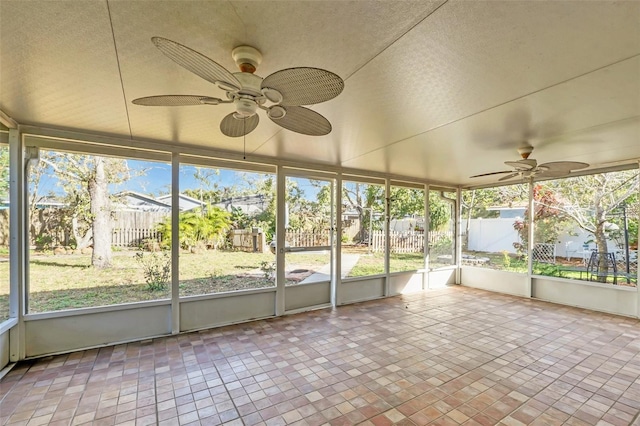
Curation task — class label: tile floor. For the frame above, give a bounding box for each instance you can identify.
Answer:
[1,286,640,426]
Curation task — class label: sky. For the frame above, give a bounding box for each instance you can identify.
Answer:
[33,157,323,201]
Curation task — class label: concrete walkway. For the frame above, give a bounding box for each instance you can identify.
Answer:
[299,253,360,284]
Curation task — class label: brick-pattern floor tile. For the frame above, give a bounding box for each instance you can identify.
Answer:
[2,286,640,425]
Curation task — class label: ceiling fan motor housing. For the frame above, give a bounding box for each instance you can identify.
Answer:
[232,45,263,73]
[517,145,534,159]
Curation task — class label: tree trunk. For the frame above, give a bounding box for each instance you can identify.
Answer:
[594,195,608,283]
[88,157,112,268]
[72,216,92,250]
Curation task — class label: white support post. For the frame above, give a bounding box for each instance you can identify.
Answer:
[456,188,462,284]
[9,128,25,361]
[171,153,180,333]
[636,161,640,319]
[334,174,342,306]
[275,166,286,315]
[384,179,390,297]
[526,178,534,298]
[424,184,429,290]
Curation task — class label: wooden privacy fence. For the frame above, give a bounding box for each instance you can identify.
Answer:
[285,230,330,247]
[112,228,162,247]
[111,211,167,248]
[371,230,452,253]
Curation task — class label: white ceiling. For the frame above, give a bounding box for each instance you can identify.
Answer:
[1,1,639,186]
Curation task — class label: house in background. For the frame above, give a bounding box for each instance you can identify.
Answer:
[487,206,526,219]
[215,194,268,216]
[115,191,171,212]
[155,193,205,212]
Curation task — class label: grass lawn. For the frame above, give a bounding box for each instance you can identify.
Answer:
[0,249,330,317]
[1,248,635,320]
[343,245,424,276]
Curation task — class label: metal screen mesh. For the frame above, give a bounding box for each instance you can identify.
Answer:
[262,67,344,106]
[220,113,259,137]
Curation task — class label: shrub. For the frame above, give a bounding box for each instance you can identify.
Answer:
[259,260,275,281]
[135,251,171,291]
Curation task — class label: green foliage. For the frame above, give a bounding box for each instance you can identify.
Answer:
[259,260,275,281]
[135,251,171,291]
[428,192,451,232]
[501,250,511,269]
[286,179,332,233]
[430,234,453,256]
[390,187,424,220]
[157,206,231,250]
[35,234,54,250]
[0,146,8,201]
[513,185,568,254]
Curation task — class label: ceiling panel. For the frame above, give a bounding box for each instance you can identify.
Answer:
[342,57,640,185]
[106,0,442,150]
[0,1,130,134]
[1,1,639,186]
[323,0,640,163]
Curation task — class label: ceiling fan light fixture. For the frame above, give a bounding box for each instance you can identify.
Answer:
[267,105,286,120]
[234,98,258,117]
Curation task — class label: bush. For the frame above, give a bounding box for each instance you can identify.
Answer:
[135,251,171,291]
[259,260,275,281]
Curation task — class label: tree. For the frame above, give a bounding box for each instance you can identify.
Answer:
[538,171,639,281]
[192,166,221,207]
[35,152,132,268]
[342,182,385,243]
[513,184,568,256]
[389,187,424,220]
[428,191,451,232]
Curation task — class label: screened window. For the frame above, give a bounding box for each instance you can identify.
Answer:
[178,165,276,296]
[341,181,386,278]
[283,176,333,286]
[461,184,528,272]
[27,149,171,313]
[428,189,456,269]
[389,185,425,272]
[532,170,638,286]
[0,143,9,321]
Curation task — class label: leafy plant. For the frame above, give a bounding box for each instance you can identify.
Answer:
[259,260,275,281]
[156,205,231,251]
[501,250,511,268]
[135,251,171,291]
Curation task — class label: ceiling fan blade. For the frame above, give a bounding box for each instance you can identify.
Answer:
[270,106,332,136]
[498,173,521,181]
[132,95,223,106]
[537,170,570,179]
[220,113,259,137]
[152,37,241,90]
[261,67,344,106]
[469,170,515,178]
[505,159,536,170]
[538,161,589,171]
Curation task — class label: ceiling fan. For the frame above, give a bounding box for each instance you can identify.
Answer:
[470,145,589,181]
[132,37,344,137]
